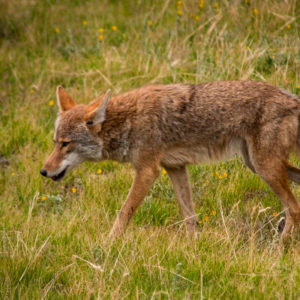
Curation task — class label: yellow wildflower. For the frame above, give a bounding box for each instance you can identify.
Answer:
[30,89,35,94]
[287,24,291,29]
[177,10,183,15]
[177,1,182,5]
[98,35,104,40]
[199,0,204,8]
[244,0,248,3]
[112,25,117,31]
[195,16,200,21]
[223,172,227,178]
[212,210,216,216]
[54,27,60,33]
[253,9,258,15]
[72,187,77,193]
[147,20,153,26]
[49,99,55,106]
[297,85,300,89]
[97,168,102,174]
[82,20,87,26]
[99,28,104,33]
[218,175,223,179]
[211,172,214,177]
[273,212,278,217]
[214,2,219,8]
[163,169,167,175]
[216,171,219,176]
[11,172,15,176]
[41,196,47,200]
[204,216,209,222]
[189,13,193,18]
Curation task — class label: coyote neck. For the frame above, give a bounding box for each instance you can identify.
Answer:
[100,95,137,162]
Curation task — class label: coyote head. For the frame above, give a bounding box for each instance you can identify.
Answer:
[40,86,111,181]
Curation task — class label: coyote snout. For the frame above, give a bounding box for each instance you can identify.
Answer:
[41,81,300,242]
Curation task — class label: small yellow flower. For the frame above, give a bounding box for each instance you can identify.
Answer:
[216,171,219,176]
[98,35,104,40]
[195,16,200,21]
[99,28,104,33]
[49,99,55,106]
[163,169,167,175]
[214,2,219,8]
[246,46,250,50]
[199,0,204,8]
[72,187,77,193]
[211,172,214,177]
[204,216,209,222]
[122,33,126,38]
[273,212,278,217]
[30,89,35,94]
[11,172,15,176]
[244,0,248,3]
[297,85,300,89]
[97,168,102,174]
[177,1,182,5]
[54,27,60,33]
[253,9,258,15]
[177,10,183,15]
[112,25,117,31]
[223,172,227,178]
[41,196,47,200]
[218,175,223,179]
[287,24,291,29]
[83,20,87,26]
[147,20,153,26]
[212,210,216,216]
[189,13,193,18]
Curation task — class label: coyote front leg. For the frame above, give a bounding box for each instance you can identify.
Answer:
[109,165,160,238]
[165,166,199,232]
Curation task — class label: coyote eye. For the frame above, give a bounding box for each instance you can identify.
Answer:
[86,120,93,125]
[62,141,70,147]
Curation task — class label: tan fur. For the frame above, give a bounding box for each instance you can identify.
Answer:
[41,81,300,241]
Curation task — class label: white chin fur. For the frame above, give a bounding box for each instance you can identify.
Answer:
[47,152,83,177]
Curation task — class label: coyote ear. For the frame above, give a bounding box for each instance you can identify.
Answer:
[85,89,111,125]
[56,86,76,113]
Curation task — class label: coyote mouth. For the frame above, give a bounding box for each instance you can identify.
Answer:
[51,166,68,181]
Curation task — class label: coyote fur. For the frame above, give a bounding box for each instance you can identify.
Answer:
[41,81,300,240]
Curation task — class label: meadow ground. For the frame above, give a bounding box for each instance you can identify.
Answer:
[0,0,300,298]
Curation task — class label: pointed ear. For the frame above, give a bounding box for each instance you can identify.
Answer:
[56,86,76,113]
[85,89,111,125]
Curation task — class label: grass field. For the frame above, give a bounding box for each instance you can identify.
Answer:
[1,0,300,298]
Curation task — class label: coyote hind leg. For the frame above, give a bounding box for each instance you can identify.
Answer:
[164,165,199,232]
[241,140,300,185]
[250,155,300,240]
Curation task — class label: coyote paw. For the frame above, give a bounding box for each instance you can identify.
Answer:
[277,217,286,234]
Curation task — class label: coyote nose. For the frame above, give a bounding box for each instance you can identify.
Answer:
[40,169,47,177]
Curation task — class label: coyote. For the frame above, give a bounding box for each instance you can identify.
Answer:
[41,81,300,240]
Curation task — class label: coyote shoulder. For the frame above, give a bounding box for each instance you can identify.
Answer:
[41,81,300,241]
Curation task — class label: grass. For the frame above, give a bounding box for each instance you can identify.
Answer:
[1,0,300,298]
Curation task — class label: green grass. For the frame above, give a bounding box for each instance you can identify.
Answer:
[1,0,300,298]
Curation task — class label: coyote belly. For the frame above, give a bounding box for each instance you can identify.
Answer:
[41,80,300,241]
